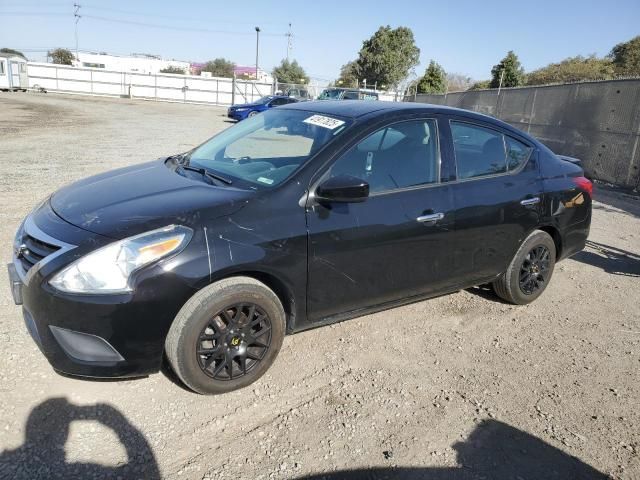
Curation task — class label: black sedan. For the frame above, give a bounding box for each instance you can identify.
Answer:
[8,101,592,394]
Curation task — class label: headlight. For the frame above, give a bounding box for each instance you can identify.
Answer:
[49,225,192,294]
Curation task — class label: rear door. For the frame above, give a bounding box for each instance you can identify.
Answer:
[306,116,457,322]
[444,117,542,284]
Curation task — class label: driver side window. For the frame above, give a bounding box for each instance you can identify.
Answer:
[328,119,440,194]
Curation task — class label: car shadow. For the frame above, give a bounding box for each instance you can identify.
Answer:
[293,419,608,480]
[0,397,160,480]
[572,240,640,277]
[464,284,512,304]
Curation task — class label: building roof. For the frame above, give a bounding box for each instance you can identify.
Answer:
[0,52,27,60]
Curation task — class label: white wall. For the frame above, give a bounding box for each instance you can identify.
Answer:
[26,62,274,106]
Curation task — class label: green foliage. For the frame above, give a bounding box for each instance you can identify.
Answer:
[355,25,420,89]
[0,48,26,59]
[336,61,359,88]
[417,60,447,94]
[526,55,614,85]
[272,59,309,84]
[201,58,235,78]
[48,48,74,65]
[609,35,640,76]
[468,80,491,90]
[490,51,524,88]
[159,66,185,75]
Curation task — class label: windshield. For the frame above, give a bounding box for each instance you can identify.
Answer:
[318,89,343,100]
[188,109,351,188]
[255,96,274,104]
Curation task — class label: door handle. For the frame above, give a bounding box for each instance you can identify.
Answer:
[520,197,540,206]
[416,212,444,223]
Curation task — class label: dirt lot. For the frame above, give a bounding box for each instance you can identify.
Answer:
[0,93,638,480]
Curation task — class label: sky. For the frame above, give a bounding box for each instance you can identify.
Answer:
[1,0,639,83]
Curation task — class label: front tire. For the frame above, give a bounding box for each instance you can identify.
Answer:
[492,230,556,305]
[165,277,286,394]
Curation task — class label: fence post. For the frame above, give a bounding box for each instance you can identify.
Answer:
[90,69,93,94]
[55,66,59,91]
[154,74,157,101]
[216,79,219,105]
[232,74,236,105]
[527,89,537,134]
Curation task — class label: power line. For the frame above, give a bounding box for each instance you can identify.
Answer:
[80,14,287,37]
[0,11,68,17]
[78,3,285,26]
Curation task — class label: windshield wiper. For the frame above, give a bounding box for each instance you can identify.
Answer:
[180,164,233,185]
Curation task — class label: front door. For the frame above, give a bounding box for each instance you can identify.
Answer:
[445,118,543,283]
[10,62,20,89]
[306,117,456,322]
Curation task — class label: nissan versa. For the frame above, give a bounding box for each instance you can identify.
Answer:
[8,101,592,394]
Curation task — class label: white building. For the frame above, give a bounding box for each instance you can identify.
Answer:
[73,52,190,74]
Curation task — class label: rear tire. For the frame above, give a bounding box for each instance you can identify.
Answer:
[165,277,286,395]
[492,230,556,305]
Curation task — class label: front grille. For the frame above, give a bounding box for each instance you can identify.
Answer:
[17,232,61,273]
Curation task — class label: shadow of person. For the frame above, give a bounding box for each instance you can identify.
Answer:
[0,397,160,480]
[573,240,640,277]
[292,419,608,480]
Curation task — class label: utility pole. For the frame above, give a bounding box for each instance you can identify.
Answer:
[74,3,81,66]
[254,26,260,81]
[286,23,292,61]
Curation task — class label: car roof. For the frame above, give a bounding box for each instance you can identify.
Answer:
[281,100,532,140]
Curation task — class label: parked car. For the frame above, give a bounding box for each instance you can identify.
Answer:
[227,95,298,121]
[283,87,311,101]
[8,101,592,394]
[318,88,379,101]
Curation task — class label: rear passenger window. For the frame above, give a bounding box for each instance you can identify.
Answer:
[329,119,439,193]
[451,122,506,179]
[505,136,533,170]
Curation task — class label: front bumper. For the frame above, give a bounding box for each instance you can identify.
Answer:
[8,204,203,378]
[227,109,246,120]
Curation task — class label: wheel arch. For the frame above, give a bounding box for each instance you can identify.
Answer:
[208,269,298,332]
[537,224,562,259]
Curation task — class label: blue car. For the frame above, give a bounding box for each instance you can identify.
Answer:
[227,95,298,121]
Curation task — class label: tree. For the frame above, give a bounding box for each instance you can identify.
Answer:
[272,59,309,84]
[159,66,185,74]
[446,73,474,92]
[609,35,640,76]
[48,48,74,65]
[0,48,26,59]
[468,80,491,90]
[490,51,524,88]
[526,55,614,85]
[355,25,420,89]
[335,60,359,88]
[201,58,235,78]
[416,60,447,94]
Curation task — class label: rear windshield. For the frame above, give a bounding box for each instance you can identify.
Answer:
[188,109,351,188]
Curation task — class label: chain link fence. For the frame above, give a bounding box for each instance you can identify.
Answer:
[409,79,640,190]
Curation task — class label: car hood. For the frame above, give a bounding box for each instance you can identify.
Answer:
[231,102,263,109]
[50,159,252,239]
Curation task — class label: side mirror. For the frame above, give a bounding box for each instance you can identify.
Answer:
[315,175,369,204]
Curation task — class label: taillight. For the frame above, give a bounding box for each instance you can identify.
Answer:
[573,176,593,197]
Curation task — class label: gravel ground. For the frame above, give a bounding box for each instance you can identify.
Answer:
[0,93,638,480]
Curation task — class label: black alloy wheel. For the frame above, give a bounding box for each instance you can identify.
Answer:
[519,245,551,295]
[196,303,272,381]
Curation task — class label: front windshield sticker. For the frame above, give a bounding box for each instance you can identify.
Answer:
[257,177,275,185]
[303,114,345,130]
